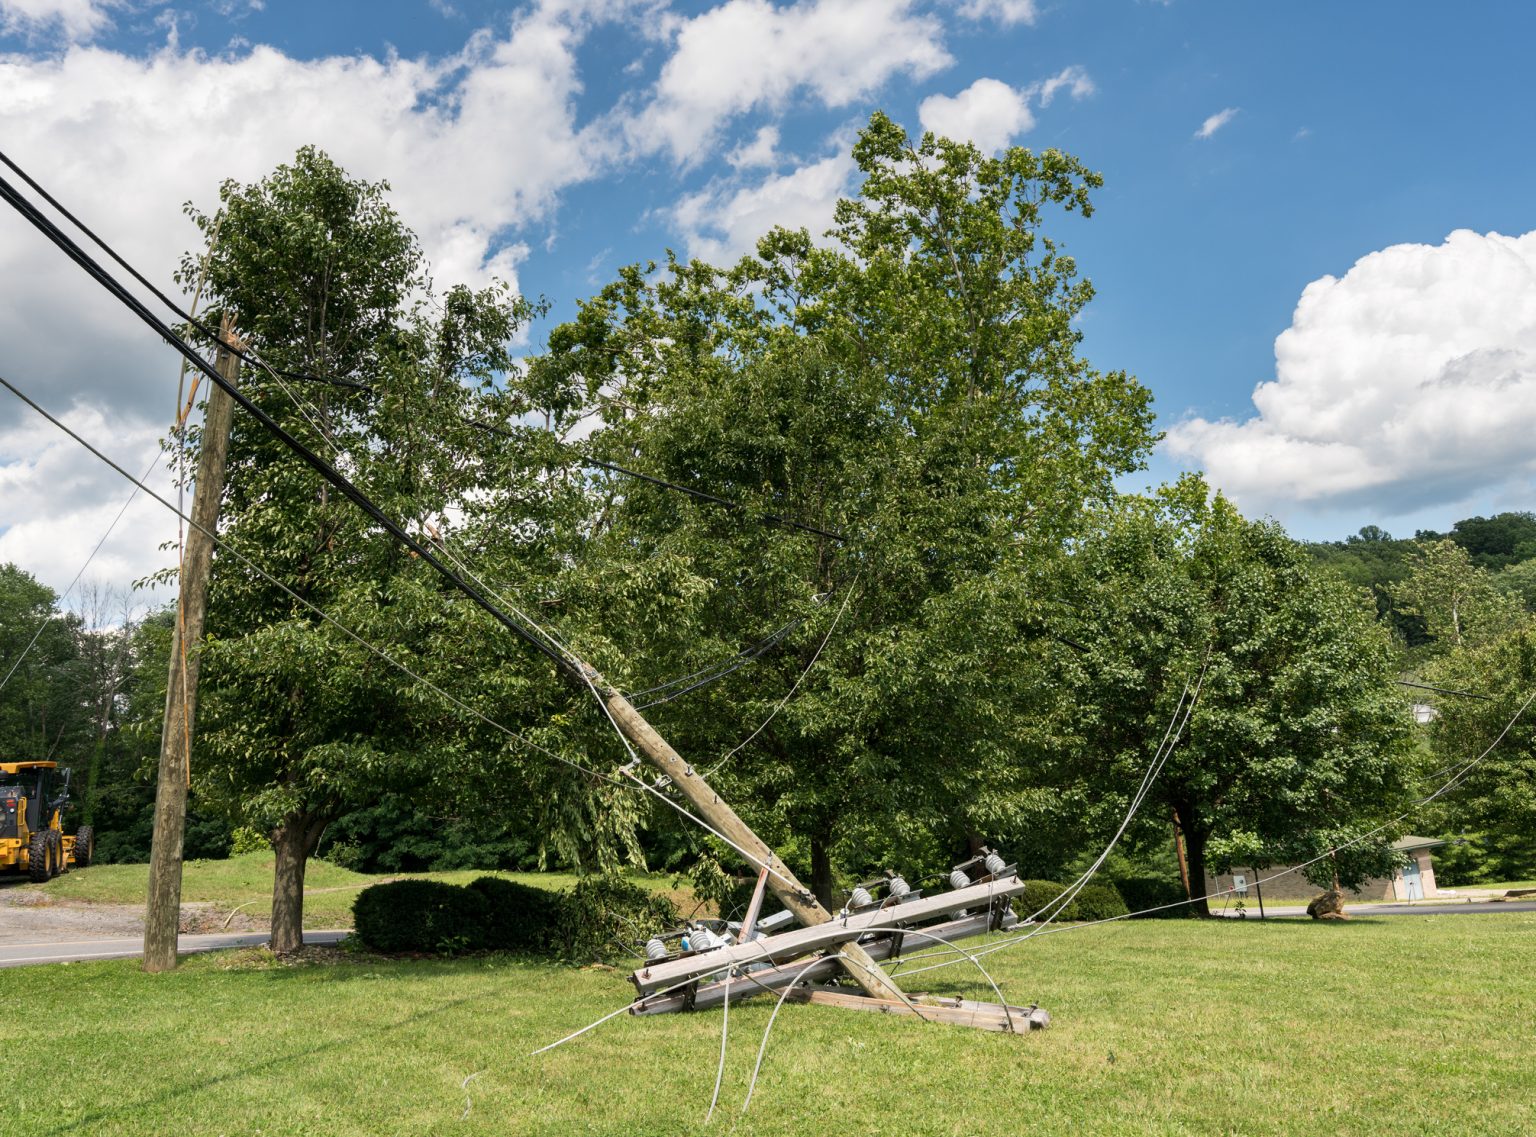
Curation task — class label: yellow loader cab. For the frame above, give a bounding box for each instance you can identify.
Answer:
[0,761,93,882]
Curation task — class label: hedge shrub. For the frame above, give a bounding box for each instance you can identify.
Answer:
[467,875,563,953]
[352,879,490,954]
[1018,879,1079,922]
[549,875,678,962]
[1112,876,1191,918]
[1073,881,1129,922]
[353,874,680,961]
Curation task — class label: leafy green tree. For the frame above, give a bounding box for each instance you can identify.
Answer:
[529,112,1157,902]
[1420,512,1536,570]
[1493,558,1536,613]
[1393,539,1522,653]
[179,148,583,949]
[1305,527,1428,646]
[0,563,85,760]
[1043,481,1416,915]
[1423,619,1536,874]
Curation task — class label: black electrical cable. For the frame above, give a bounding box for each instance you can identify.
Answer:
[584,456,845,543]
[0,169,569,674]
[0,147,369,394]
[630,616,806,709]
[468,421,844,543]
[1398,680,1492,702]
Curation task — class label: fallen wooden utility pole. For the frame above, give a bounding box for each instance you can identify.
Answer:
[632,905,1021,1015]
[587,662,916,1006]
[785,988,1050,1033]
[143,315,240,974]
[630,876,1028,996]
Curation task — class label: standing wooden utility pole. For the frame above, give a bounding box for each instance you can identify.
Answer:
[593,666,915,1006]
[143,314,240,973]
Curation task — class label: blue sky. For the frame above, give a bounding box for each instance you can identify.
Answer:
[2,0,1535,598]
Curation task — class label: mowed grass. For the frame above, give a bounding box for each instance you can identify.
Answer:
[26,853,680,928]
[13,913,1535,1137]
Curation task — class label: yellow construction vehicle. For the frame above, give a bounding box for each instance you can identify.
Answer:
[0,761,92,882]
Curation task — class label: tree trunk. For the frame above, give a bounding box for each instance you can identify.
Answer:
[270,810,328,954]
[810,826,835,910]
[1182,821,1213,918]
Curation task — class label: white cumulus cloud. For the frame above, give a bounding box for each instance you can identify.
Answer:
[954,0,1038,25]
[1038,63,1095,106]
[919,78,1034,152]
[0,2,623,593]
[1194,106,1238,139]
[0,0,118,42]
[631,0,950,162]
[1164,229,1536,517]
[672,147,857,265]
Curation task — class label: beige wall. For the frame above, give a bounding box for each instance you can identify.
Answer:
[1203,851,1438,906]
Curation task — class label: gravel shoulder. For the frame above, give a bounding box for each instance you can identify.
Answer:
[0,879,254,943]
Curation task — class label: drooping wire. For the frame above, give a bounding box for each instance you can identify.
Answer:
[626,613,807,709]
[0,372,802,895]
[0,449,161,696]
[701,574,860,779]
[0,166,567,675]
[892,676,1536,980]
[0,147,368,393]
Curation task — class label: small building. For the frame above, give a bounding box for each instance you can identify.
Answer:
[1411,702,1439,725]
[1202,835,1448,905]
[1386,835,1446,900]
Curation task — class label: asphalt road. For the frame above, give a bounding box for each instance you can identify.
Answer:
[0,929,348,968]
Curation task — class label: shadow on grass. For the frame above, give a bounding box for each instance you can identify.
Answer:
[45,992,479,1135]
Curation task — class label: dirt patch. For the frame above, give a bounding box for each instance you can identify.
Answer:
[0,888,144,943]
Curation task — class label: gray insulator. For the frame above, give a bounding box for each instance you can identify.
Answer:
[849,886,873,909]
[645,937,669,961]
[690,926,725,952]
[949,869,971,890]
[983,851,1007,876]
[887,875,910,900]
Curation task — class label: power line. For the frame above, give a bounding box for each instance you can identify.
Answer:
[1399,680,1492,701]
[0,165,567,676]
[0,148,367,394]
[469,421,844,543]
[0,370,807,896]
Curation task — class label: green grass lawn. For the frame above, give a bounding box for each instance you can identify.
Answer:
[24,853,680,929]
[12,913,1534,1136]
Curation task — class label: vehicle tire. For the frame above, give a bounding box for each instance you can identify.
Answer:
[27,831,50,882]
[48,830,64,878]
[73,825,94,869]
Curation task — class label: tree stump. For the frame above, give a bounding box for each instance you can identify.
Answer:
[1306,889,1348,920]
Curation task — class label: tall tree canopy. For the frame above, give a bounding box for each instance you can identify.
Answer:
[1042,482,1415,914]
[179,148,605,948]
[525,113,1157,901]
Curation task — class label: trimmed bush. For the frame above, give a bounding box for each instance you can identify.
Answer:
[1073,881,1129,922]
[467,876,563,954]
[550,875,678,962]
[1112,875,1191,918]
[352,879,489,954]
[1018,879,1079,922]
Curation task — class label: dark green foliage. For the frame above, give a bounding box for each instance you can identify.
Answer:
[1304,528,1429,646]
[352,879,490,955]
[1019,880,1079,921]
[352,875,676,962]
[1072,882,1129,922]
[467,876,562,953]
[322,795,537,874]
[1112,876,1191,918]
[1429,832,1536,887]
[1421,513,1536,571]
[549,875,678,962]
